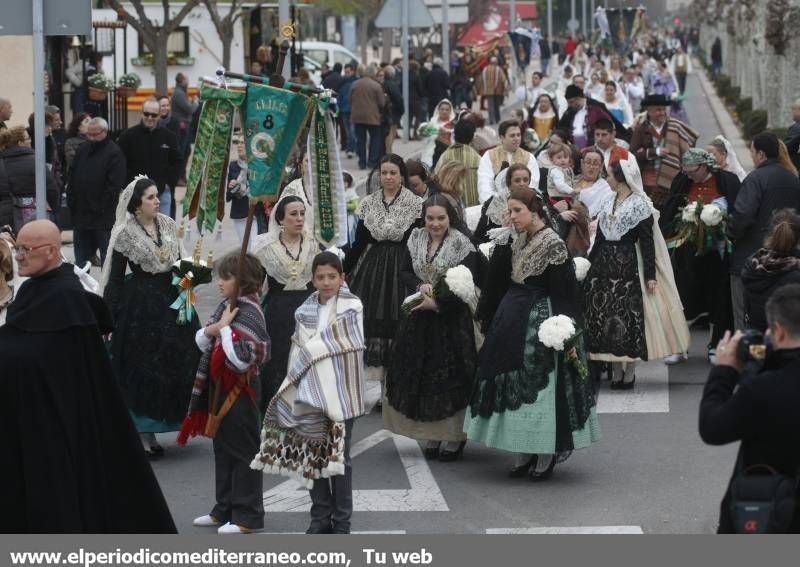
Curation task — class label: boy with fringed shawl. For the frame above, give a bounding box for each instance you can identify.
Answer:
[251,252,367,534]
[177,252,271,534]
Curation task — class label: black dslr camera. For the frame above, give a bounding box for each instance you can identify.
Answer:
[736,330,768,365]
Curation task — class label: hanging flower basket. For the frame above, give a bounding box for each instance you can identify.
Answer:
[117,86,137,98]
[88,86,109,101]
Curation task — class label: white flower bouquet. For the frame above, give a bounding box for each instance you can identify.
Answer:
[700,203,724,226]
[573,257,591,282]
[537,315,588,378]
[671,197,730,256]
[401,265,475,315]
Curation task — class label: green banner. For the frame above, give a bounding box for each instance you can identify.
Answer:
[245,83,313,197]
[183,83,245,233]
[307,98,347,247]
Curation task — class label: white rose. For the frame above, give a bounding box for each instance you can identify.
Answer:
[573,257,591,282]
[681,204,698,224]
[700,204,724,227]
[444,265,475,304]
[537,315,576,351]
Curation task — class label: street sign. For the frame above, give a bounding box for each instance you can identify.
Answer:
[375,0,435,29]
[0,0,91,36]
[567,18,580,31]
[423,0,469,25]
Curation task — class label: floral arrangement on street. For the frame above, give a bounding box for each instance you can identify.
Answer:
[170,257,213,325]
[573,257,591,282]
[401,265,475,315]
[670,197,730,256]
[538,315,588,379]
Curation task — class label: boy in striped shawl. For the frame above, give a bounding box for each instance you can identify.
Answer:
[178,252,270,534]
[251,251,366,534]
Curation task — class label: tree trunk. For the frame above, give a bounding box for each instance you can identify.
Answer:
[381,28,392,64]
[358,17,369,63]
[221,23,233,70]
[152,43,169,95]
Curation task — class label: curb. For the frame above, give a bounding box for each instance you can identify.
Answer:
[692,61,755,170]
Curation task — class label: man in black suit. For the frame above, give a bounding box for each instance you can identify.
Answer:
[699,284,800,533]
[784,98,800,171]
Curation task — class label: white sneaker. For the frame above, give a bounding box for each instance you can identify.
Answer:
[192,514,221,527]
[218,522,262,534]
[664,353,688,365]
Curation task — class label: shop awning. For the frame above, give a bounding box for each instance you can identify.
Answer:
[457,2,538,46]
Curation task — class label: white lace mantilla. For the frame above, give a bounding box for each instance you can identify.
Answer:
[113,214,180,274]
[407,227,474,284]
[356,188,422,242]
[258,236,318,290]
[510,227,568,284]
[597,191,652,242]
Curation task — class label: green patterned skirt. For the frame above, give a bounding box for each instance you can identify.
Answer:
[464,286,600,454]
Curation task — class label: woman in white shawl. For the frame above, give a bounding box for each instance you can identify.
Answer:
[419,99,455,169]
[707,136,747,182]
[583,153,690,389]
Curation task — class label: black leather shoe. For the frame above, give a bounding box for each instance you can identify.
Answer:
[619,374,636,390]
[306,523,333,534]
[609,381,623,390]
[423,443,440,460]
[508,455,535,478]
[438,441,466,462]
[331,523,350,534]
[528,455,555,481]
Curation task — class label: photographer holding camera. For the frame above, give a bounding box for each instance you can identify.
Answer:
[699,283,800,533]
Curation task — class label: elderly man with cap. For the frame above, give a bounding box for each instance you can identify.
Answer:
[0,219,176,532]
[661,148,741,363]
[557,84,627,149]
[630,93,698,211]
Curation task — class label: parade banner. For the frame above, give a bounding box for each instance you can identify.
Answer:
[508,31,532,70]
[307,98,347,247]
[245,82,313,198]
[183,82,245,234]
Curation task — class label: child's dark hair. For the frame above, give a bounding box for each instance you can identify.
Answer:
[216,251,265,295]
[312,251,343,275]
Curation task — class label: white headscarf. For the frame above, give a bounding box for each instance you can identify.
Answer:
[99,174,148,293]
[714,135,747,182]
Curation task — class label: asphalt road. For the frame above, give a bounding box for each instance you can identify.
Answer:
[61,71,740,534]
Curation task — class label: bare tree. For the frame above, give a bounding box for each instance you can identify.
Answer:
[203,0,268,71]
[104,0,203,94]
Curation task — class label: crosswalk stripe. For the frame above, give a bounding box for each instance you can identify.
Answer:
[596,360,669,413]
[486,526,644,534]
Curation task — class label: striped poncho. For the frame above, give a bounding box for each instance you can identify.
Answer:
[177,294,270,445]
[251,288,366,488]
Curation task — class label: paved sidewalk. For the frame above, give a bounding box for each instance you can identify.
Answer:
[692,62,755,171]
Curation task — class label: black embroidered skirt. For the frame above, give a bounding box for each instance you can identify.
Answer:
[109,270,200,430]
[583,240,647,361]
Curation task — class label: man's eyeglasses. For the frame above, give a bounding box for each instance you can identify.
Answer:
[13,243,53,258]
[142,112,159,118]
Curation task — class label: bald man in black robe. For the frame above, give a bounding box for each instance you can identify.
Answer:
[0,220,176,533]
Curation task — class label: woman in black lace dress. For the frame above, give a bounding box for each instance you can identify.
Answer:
[101,177,200,457]
[254,195,318,408]
[344,154,423,383]
[583,155,689,389]
[384,194,478,461]
[465,188,599,480]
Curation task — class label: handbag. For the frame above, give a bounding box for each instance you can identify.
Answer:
[729,450,799,533]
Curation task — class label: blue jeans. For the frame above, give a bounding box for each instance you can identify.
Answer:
[73,228,111,269]
[342,112,356,153]
[158,189,172,218]
[354,123,383,170]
